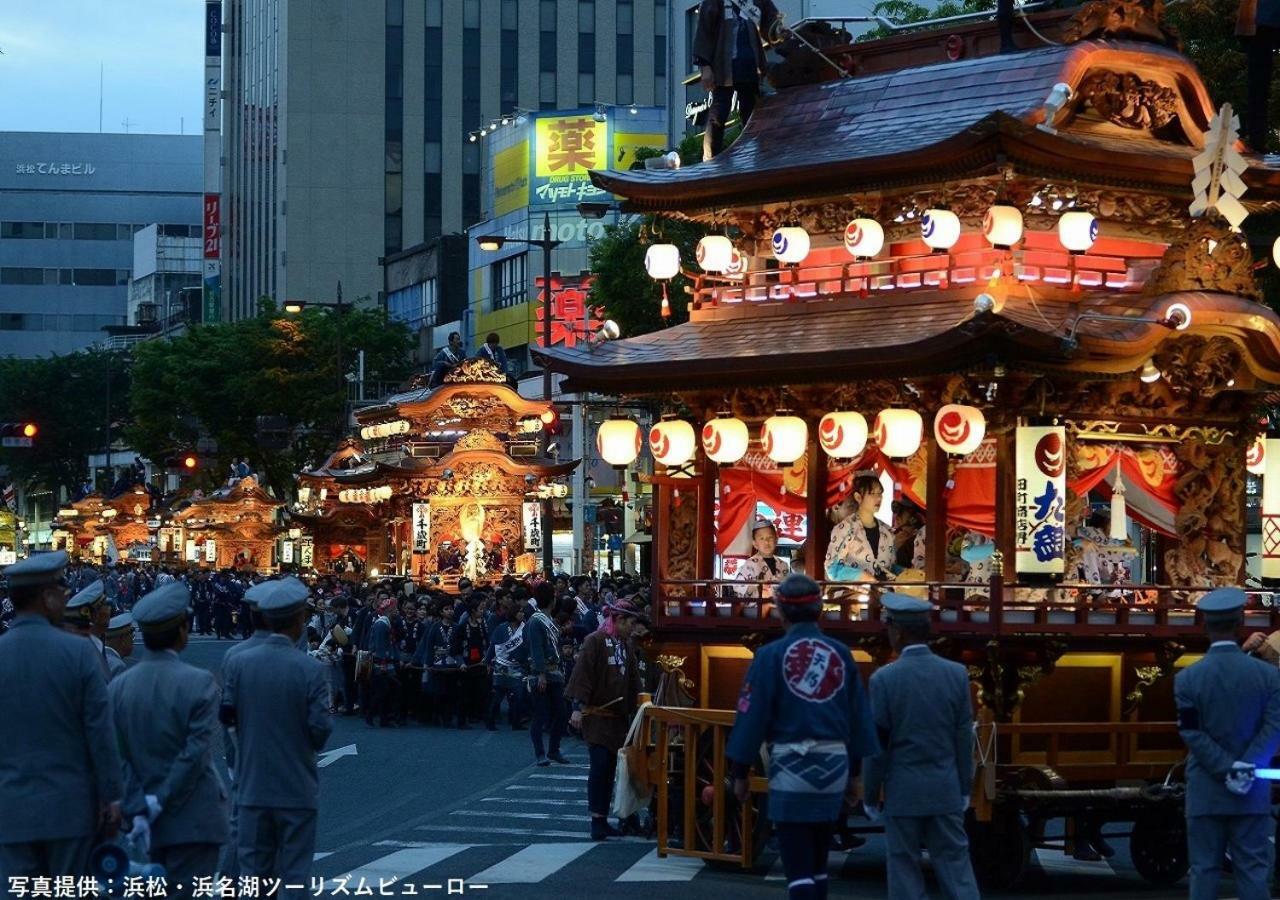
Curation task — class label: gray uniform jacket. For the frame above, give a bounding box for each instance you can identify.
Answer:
[220,630,269,774]
[863,646,974,817]
[105,647,126,680]
[224,634,332,810]
[1175,642,1280,816]
[0,616,124,842]
[108,649,230,848]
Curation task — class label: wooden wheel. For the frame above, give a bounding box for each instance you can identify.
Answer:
[689,725,771,869]
[1130,812,1188,886]
[966,805,1030,890]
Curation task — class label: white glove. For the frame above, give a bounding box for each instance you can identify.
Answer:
[1225,761,1256,796]
[960,795,971,810]
[144,793,163,823]
[864,803,883,824]
[127,815,151,856]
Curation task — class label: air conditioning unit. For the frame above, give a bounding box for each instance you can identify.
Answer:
[136,303,158,324]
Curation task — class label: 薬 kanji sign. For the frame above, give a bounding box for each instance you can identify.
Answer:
[534,273,598,348]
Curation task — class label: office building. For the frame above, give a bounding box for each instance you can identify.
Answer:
[127,224,203,334]
[0,132,202,357]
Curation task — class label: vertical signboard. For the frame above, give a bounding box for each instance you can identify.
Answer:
[203,1,222,323]
[412,503,431,553]
[523,501,543,552]
[1015,424,1066,576]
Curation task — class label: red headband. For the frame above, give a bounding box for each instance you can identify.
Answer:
[778,591,821,605]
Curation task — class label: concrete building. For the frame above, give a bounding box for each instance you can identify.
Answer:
[384,233,470,370]
[126,225,203,333]
[219,0,673,320]
[0,132,202,357]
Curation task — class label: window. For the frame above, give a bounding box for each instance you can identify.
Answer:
[655,34,666,76]
[158,224,198,238]
[540,72,557,107]
[463,28,481,131]
[578,74,594,105]
[72,268,119,286]
[116,224,134,240]
[617,34,633,75]
[685,5,699,72]
[501,29,519,113]
[1,222,43,239]
[424,173,442,240]
[540,30,557,73]
[492,254,528,310]
[1,267,42,284]
[59,223,73,240]
[618,0,633,32]
[425,27,443,142]
[74,223,118,240]
[617,74,634,105]
[463,173,480,228]
[540,0,557,29]
[578,33,594,73]
[579,0,595,30]
[387,277,438,330]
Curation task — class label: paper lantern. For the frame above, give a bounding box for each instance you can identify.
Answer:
[1248,436,1267,476]
[701,416,749,464]
[696,236,734,273]
[644,244,680,280]
[724,247,748,278]
[597,418,642,467]
[843,218,884,259]
[983,204,1024,248]
[933,404,986,455]
[771,227,810,265]
[921,209,961,251]
[818,411,868,459]
[761,414,809,465]
[874,409,923,458]
[1059,211,1098,254]
[1264,438,1280,578]
[1274,235,1280,268]
[649,419,696,467]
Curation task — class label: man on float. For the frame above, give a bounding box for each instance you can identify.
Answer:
[734,516,790,597]
[726,573,878,900]
[825,475,897,583]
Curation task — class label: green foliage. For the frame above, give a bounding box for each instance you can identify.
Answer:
[860,0,995,39]
[0,349,132,498]
[588,217,709,338]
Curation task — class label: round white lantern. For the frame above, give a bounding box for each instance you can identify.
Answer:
[843,219,885,259]
[649,419,696,467]
[701,417,749,464]
[696,235,734,273]
[921,209,961,251]
[597,418,642,467]
[874,409,924,458]
[818,411,868,459]
[771,227,810,265]
[933,404,986,455]
[644,243,680,281]
[762,415,809,465]
[1273,235,1280,268]
[983,204,1024,249]
[1059,211,1098,254]
[1248,436,1267,476]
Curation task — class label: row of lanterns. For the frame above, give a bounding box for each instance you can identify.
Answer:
[338,485,394,503]
[359,420,410,440]
[644,208,1100,280]
[597,405,988,468]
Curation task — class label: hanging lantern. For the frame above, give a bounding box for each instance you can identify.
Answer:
[1272,235,1280,268]
[771,227,810,265]
[724,247,748,278]
[649,418,696,467]
[696,235,734,273]
[874,409,923,458]
[1248,436,1267,476]
[982,204,1024,249]
[1059,211,1098,254]
[644,243,680,280]
[1110,475,1128,541]
[921,209,961,251]
[933,404,986,456]
[597,418,642,468]
[818,411,868,459]
[761,414,809,465]
[702,416,749,464]
[843,218,885,259]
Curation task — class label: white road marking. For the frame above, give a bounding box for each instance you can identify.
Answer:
[317,744,358,768]
[313,852,334,861]
[416,824,591,840]
[1032,849,1116,876]
[616,849,706,882]
[480,797,587,807]
[343,845,473,883]
[468,842,598,883]
[450,810,590,821]
[528,773,589,781]
[505,784,581,793]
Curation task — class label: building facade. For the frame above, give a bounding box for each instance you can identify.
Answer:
[127,225,203,332]
[219,0,673,320]
[0,132,202,357]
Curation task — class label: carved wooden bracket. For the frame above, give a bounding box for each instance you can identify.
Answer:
[1061,0,1181,48]
[1078,70,1179,132]
[1143,216,1261,301]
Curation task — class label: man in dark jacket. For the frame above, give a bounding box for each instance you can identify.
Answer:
[526,582,570,766]
[693,0,781,159]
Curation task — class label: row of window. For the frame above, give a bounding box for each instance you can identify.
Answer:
[0,222,200,241]
[493,254,528,310]
[0,267,131,287]
[0,312,124,332]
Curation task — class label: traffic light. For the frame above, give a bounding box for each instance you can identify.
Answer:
[182,454,198,471]
[0,423,37,447]
[540,408,562,435]
[164,452,200,473]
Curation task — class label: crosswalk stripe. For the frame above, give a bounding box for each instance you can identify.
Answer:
[1032,849,1116,876]
[767,850,848,881]
[468,842,597,883]
[529,773,589,781]
[481,797,588,807]
[345,845,473,883]
[418,824,591,840]
[616,849,706,882]
[505,784,581,793]
[450,810,590,821]
[313,852,334,862]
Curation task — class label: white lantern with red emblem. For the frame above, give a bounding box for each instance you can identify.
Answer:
[644,244,680,280]
[843,219,885,259]
[1248,436,1267,476]
[818,411,868,459]
[696,236,734,273]
[597,418,642,467]
[983,203,1024,249]
[874,409,923,458]
[921,209,961,251]
[649,419,696,467]
[702,416,749,464]
[761,414,809,465]
[933,404,986,456]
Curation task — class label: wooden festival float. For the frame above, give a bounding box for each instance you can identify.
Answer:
[536,1,1280,884]
[52,484,159,564]
[292,358,576,587]
[166,477,283,572]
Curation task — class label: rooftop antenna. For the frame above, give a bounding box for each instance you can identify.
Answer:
[121,117,137,134]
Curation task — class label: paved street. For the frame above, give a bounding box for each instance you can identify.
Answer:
[180,637,1213,900]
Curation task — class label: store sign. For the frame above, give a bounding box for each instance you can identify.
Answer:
[15,163,95,176]
[0,549,15,566]
[205,540,217,563]
[282,541,295,564]
[1015,425,1066,575]
[300,538,314,568]
[494,139,530,217]
[185,539,197,561]
[534,273,597,348]
[205,0,222,56]
[1263,438,1280,579]
[204,194,220,260]
[412,502,431,553]
[523,501,543,552]
[533,116,608,207]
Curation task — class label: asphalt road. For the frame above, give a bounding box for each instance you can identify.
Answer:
[181,637,1217,899]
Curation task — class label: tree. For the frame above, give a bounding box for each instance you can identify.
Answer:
[588,217,708,338]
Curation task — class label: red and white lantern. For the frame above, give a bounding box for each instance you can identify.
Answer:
[874,409,923,458]
[702,417,749,464]
[649,419,696,467]
[843,218,884,259]
[1248,436,1267,476]
[818,411,868,459]
[761,414,809,465]
[933,404,986,456]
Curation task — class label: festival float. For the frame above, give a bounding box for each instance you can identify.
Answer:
[293,358,576,586]
[52,484,158,564]
[167,477,283,572]
[536,0,1280,885]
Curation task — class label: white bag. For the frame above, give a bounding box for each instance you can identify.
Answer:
[609,701,653,819]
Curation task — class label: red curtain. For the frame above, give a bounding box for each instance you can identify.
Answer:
[1069,444,1180,537]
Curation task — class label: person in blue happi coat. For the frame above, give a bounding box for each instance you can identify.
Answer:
[1175,586,1280,900]
[863,592,979,900]
[726,573,878,900]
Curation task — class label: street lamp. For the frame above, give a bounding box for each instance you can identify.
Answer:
[474,213,563,576]
[282,283,351,431]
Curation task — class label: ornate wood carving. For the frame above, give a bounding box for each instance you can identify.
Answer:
[1061,0,1180,48]
[453,429,506,452]
[767,21,857,88]
[1143,216,1261,300]
[443,357,509,384]
[425,461,528,498]
[967,639,1068,722]
[665,488,699,589]
[1165,434,1246,586]
[1153,336,1244,400]
[1077,71,1179,131]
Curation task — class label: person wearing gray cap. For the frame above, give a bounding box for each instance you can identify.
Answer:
[108,581,229,894]
[0,551,124,879]
[65,579,112,679]
[221,576,332,898]
[1175,587,1280,900]
[863,592,979,900]
[104,612,134,680]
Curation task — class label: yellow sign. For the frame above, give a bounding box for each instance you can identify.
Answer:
[493,139,530,218]
[535,116,607,177]
[613,132,668,172]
